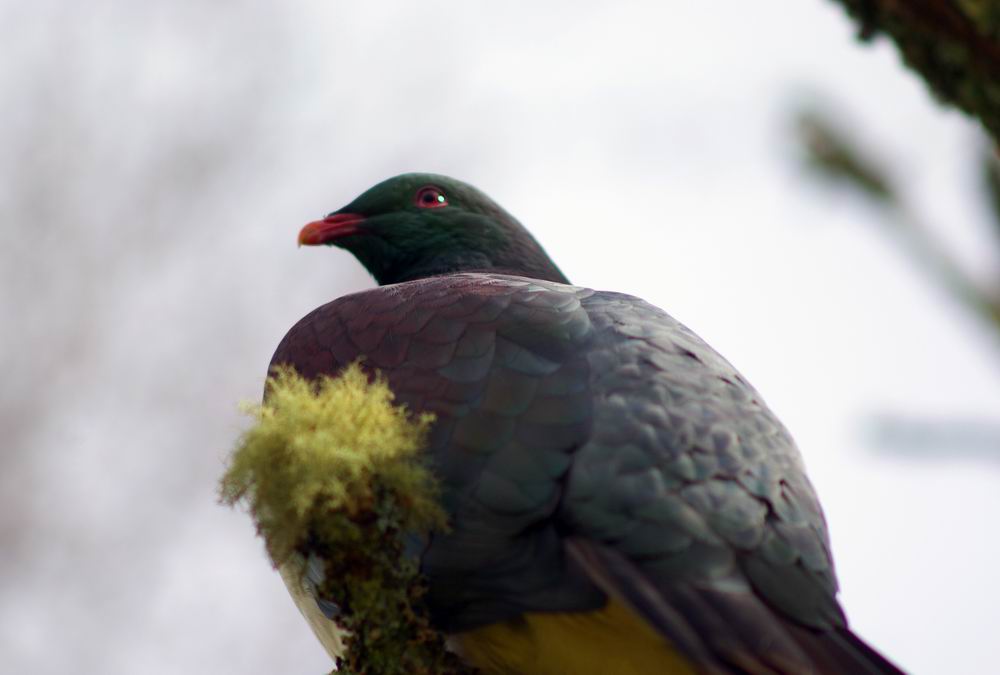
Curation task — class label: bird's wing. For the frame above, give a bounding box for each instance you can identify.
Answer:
[271,274,604,624]
[562,291,901,674]
[270,273,901,674]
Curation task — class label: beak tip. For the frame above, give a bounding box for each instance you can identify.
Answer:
[298,213,364,247]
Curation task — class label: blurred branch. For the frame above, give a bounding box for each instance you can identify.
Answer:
[797,111,898,205]
[866,413,1000,462]
[827,0,1000,144]
[796,109,1000,338]
[982,149,1000,246]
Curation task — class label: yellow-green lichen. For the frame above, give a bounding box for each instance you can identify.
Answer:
[220,363,475,674]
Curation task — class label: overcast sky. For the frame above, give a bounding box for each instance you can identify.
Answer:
[3,2,999,674]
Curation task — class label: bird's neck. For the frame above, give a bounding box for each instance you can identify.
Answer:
[378,250,570,285]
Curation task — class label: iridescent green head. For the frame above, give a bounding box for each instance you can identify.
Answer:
[299,173,568,285]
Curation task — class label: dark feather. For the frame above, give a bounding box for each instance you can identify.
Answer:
[271,273,903,673]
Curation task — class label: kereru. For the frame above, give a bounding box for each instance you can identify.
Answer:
[271,173,902,674]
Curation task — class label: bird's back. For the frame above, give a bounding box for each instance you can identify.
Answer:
[270,272,900,674]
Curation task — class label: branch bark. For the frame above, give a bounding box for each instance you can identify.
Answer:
[830,0,1000,143]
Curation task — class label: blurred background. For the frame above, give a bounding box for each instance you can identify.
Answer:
[3,2,999,673]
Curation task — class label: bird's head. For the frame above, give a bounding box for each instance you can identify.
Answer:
[298,173,569,285]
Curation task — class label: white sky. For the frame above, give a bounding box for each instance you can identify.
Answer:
[3,2,999,674]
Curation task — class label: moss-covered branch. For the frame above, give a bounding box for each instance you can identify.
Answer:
[828,0,1000,142]
[220,363,476,674]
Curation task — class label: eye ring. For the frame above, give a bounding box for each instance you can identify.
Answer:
[415,186,448,209]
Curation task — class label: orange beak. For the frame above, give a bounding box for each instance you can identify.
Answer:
[298,213,366,246]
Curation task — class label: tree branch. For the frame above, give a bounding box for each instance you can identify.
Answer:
[829,0,1000,142]
[796,108,1000,344]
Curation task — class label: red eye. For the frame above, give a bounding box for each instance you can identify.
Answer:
[415,186,448,209]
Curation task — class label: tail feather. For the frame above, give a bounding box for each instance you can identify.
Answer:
[786,625,905,675]
[567,538,904,674]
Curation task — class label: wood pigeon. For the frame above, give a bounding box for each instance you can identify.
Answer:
[271,173,902,674]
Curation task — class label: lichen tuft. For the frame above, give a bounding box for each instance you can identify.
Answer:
[220,362,475,674]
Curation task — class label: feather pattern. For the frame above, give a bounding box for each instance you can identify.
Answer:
[271,272,902,674]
